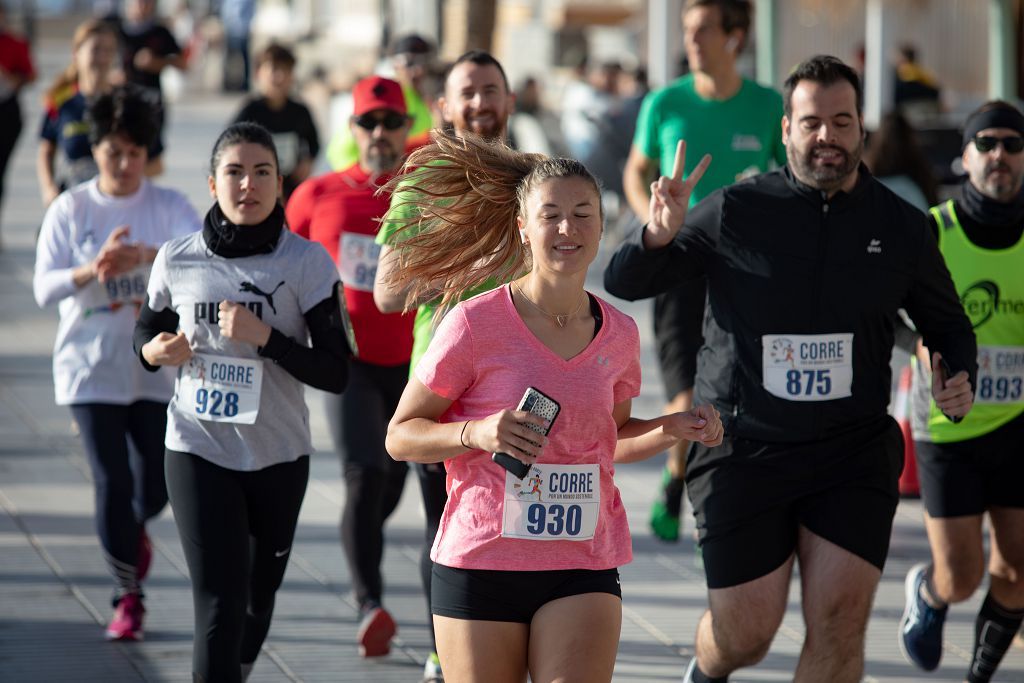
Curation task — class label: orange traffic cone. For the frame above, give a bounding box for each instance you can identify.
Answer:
[894,364,920,498]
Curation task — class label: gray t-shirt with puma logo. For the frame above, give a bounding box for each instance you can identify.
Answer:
[148,229,338,470]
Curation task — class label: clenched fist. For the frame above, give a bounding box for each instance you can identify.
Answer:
[218,301,272,347]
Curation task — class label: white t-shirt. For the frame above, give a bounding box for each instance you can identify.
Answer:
[33,178,201,405]
[147,229,338,471]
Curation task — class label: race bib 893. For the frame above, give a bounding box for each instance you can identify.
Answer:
[975,346,1024,404]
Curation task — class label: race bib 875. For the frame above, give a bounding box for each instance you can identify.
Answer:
[762,333,853,402]
[501,464,599,541]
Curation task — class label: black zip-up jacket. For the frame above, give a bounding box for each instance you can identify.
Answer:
[604,164,977,444]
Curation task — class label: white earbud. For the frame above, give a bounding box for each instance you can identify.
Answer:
[726,37,739,52]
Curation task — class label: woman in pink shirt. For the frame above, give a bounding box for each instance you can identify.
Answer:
[384,132,723,682]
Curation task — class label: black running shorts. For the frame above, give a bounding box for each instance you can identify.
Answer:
[653,281,706,400]
[915,410,1024,518]
[431,564,621,623]
[686,416,904,589]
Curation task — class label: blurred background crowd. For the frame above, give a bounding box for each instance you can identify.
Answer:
[2,0,1022,235]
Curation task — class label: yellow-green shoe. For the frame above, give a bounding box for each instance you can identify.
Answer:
[649,467,684,542]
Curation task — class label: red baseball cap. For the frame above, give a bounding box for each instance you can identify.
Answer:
[352,76,407,117]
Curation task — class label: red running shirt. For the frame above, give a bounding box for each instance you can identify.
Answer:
[286,164,414,366]
[0,31,36,87]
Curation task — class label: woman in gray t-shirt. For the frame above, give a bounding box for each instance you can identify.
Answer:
[134,122,348,681]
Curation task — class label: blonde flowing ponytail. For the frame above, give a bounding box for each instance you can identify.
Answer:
[381,131,601,315]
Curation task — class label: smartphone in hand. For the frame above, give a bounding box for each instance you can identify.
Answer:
[939,357,964,424]
[492,387,560,479]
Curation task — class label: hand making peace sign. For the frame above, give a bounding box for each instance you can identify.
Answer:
[644,140,712,249]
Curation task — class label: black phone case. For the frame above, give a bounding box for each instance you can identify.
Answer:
[335,281,359,358]
[492,387,561,479]
[939,357,963,424]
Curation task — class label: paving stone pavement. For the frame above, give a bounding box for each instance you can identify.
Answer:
[2,20,1023,683]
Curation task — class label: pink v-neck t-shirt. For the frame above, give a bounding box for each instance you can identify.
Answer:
[415,285,642,571]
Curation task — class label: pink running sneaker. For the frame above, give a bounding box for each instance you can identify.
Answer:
[136,529,153,582]
[105,592,145,641]
[357,606,396,657]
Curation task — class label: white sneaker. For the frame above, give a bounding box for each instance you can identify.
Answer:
[421,651,443,682]
[682,657,697,683]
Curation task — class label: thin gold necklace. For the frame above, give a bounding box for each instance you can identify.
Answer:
[512,281,586,328]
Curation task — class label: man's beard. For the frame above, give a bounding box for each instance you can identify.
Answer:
[979,161,1024,200]
[366,143,399,174]
[464,109,504,141]
[788,140,862,191]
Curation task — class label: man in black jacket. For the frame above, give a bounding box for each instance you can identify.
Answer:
[604,55,977,683]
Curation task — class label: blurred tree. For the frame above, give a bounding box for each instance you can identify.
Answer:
[466,0,496,51]
[443,0,496,54]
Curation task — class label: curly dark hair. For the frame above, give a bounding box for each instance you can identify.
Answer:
[86,84,159,149]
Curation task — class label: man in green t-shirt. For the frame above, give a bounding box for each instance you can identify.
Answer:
[620,0,786,544]
[372,49,514,683]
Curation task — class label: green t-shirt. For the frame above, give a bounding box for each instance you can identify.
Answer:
[375,166,498,376]
[633,75,786,205]
[326,83,434,171]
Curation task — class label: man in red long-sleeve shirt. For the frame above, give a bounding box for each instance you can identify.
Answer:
[286,75,414,659]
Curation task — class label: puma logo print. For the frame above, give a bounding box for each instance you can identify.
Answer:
[239,281,285,314]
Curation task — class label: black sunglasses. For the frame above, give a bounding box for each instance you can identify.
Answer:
[353,113,407,131]
[974,135,1024,154]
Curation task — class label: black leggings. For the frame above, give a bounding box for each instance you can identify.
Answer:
[165,449,309,682]
[0,97,21,226]
[416,462,448,649]
[69,401,168,597]
[325,359,409,610]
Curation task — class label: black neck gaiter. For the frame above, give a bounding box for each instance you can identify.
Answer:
[202,202,284,258]
[959,179,1024,230]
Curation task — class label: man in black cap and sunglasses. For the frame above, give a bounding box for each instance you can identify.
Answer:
[899,100,1024,683]
[285,74,415,661]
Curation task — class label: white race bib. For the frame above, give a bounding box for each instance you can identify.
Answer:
[338,233,380,292]
[176,353,263,424]
[975,345,1024,404]
[501,464,599,541]
[79,265,150,311]
[270,132,300,175]
[762,333,853,402]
